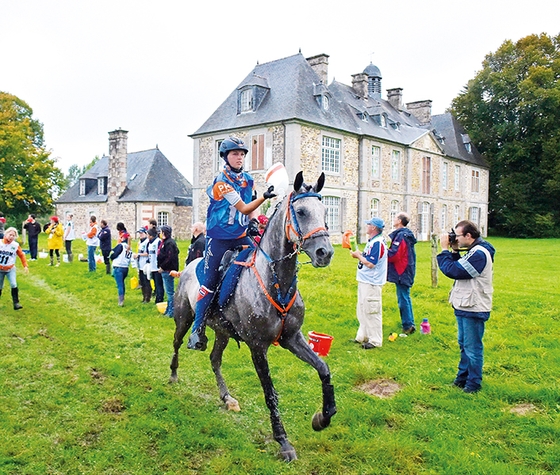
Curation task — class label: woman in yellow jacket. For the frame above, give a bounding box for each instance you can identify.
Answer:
[45,216,64,266]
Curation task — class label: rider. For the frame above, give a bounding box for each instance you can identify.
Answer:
[187,136,276,351]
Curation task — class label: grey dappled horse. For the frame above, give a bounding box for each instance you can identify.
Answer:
[169,171,336,461]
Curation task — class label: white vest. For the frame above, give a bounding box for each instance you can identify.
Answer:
[449,245,493,312]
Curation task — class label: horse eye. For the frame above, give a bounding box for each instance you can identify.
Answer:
[296,209,306,217]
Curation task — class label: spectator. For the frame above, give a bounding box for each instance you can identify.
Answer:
[350,217,388,350]
[23,214,42,260]
[158,225,179,318]
[110,239,132,306]
[0,227,29,310]
[147,227,164,304]
[98,220,112,275]
[116,222,130,245]
[134,228,152,303]
[185,221,205,266]
[437,220,495,394]
[63,213,76,262]
[0,212,5,239]
[45,216,64,267]
[85,216,100,272]
[387,212,418,334]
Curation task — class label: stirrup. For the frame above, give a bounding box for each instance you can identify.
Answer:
[187,329,208,351]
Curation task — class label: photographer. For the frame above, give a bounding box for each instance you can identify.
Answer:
[437,220,495,394]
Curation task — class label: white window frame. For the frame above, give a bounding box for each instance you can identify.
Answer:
[441,204,447,231]
[390,200,400,224]
[79,179,86,196]
[370,198,380,217]
[443,162,448,190]
[240,88,253,113]
[471,169,480,193]
[391,150,401,182]
[321,136,341,174]
[454,205,460,225]
[454,165,460,191]
[323,196,340,232]
[157,211,169,227]
[371,145,380,179]
[469,207,480,226]
[419,201,431,241]
[97,177,106,195]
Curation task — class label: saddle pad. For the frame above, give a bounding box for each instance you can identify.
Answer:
[218,247,254,307]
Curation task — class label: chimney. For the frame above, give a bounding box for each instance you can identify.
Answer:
[306,54,329,85]
[406,100,432,125]
[387,88,403,111]
[108,128,128,201]
[351,73,369,99]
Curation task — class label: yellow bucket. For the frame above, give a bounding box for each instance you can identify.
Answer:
[130,276,139,290]
[156,302,167,314]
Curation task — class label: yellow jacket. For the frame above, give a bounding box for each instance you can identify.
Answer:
[46,222,64,250]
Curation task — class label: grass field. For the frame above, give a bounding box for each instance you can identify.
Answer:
[1,236,559,474]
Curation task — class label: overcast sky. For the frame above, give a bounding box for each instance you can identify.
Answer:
[2,0,558,182]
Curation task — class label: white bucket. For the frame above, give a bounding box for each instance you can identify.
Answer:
[265,163,289,199]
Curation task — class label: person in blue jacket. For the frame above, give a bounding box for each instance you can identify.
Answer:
[437,220,495,394]
[187,137,276,351]
[387,212,417,334]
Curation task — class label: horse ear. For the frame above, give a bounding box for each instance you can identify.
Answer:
[313,172,325,194]
[293,171,304,192]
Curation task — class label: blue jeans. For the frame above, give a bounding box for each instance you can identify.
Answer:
[0,267,18,289]
[113,266,129,297]
[455,311,486,391]
[87,245,97,272]
[161,271,175,317]
[395,283,415,330]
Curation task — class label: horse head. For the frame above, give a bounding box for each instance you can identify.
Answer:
[282,171,334,268]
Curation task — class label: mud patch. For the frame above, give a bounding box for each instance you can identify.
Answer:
[510,403,537,415]
[357,379,401,398]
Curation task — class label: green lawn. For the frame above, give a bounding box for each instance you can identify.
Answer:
[1,236,559,474]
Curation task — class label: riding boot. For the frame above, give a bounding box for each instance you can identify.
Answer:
[12,287,23,310]
[106,262,111,275]
[118,295,124,307]
[187,326,208,351]
[49,256,54,266]
[187,291,213,351]
[68,253,73,263]
[143,285,152,304]
[56,256,61,267]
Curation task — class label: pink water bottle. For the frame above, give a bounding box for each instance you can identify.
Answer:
[420,318,431,334]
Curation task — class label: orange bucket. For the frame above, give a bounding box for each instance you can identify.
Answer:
[308,331,334,357]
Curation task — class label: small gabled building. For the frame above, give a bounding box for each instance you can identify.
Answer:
[190,52,489,242]
[56,129,193,239]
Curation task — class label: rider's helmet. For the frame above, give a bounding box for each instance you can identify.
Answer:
[219,137,248,160]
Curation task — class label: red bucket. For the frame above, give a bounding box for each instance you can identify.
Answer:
[308,331,334,357]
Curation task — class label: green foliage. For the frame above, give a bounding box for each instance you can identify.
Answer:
[0,92,65,220]
[65,156,101,188]
[1,238,559,474]
[451,33,560,237]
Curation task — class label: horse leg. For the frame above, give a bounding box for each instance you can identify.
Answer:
[250,346,297,462]
[210,331,240,412]
[169,304,193,384]
[281,331,337,431]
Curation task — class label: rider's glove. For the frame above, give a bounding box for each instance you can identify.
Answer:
[247,218,260,237]
[263,185,276,200]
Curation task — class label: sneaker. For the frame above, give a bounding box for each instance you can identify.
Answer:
[403,326,416,335]
[452,379,467,389]
[463,385,481,394]
[362,342,378,350]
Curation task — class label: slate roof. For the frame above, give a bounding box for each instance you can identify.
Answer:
[56,148,192,204]
[191,52,486,168]
[429,113,488,168]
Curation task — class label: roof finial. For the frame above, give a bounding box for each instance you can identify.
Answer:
[299,47,301,53]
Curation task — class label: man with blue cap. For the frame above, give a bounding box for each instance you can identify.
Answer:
[350,216,388,349]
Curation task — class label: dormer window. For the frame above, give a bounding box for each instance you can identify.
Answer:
[462,134,473,154]
[358,112,368,122]
[239,88,253,113]
[322,95,329,111]
[79,179,86,196]
[97,177,107,195]
[380,114,387,127]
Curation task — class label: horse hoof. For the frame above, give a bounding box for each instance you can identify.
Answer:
[225,396,241,412]
[280,448,297,462]
[312,412,331,431]
[169,375,178,384]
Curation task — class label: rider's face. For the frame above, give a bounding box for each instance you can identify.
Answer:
[227,150,246,169]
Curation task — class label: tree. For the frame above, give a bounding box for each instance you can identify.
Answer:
[65,156,100,188]
[0,92,65,222]
[451,33,560,237]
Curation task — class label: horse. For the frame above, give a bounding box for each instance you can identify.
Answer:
[169,171,336,461]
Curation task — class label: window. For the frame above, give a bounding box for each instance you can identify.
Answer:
[391,150,401,182]
[239,88,253,113]
[418,201,431,240]
[370,198,380,217]
[390,200,400,223]
[214,140,223,172]
[97,177,106,195]
[443,162,448,190]
[322,95,329,111]
[441,204,447,231]
[422,156,431,194]
[79,179,86,196]
[321,136,341,173]
[471,169,480,193]
[469,207,480,226]
[251,134,265,170]
[323,196,340,232]
[157,211,169,227]
[454,165,460,191]
[371,146,380,179]
[454,205,460,225]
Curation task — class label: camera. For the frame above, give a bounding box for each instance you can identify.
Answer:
[448,229,457,245]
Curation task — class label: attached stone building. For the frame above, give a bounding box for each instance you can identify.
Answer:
[190,53,489,242]
[56,129,193,239]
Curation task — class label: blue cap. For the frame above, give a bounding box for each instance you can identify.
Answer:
[365,217,385,229]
